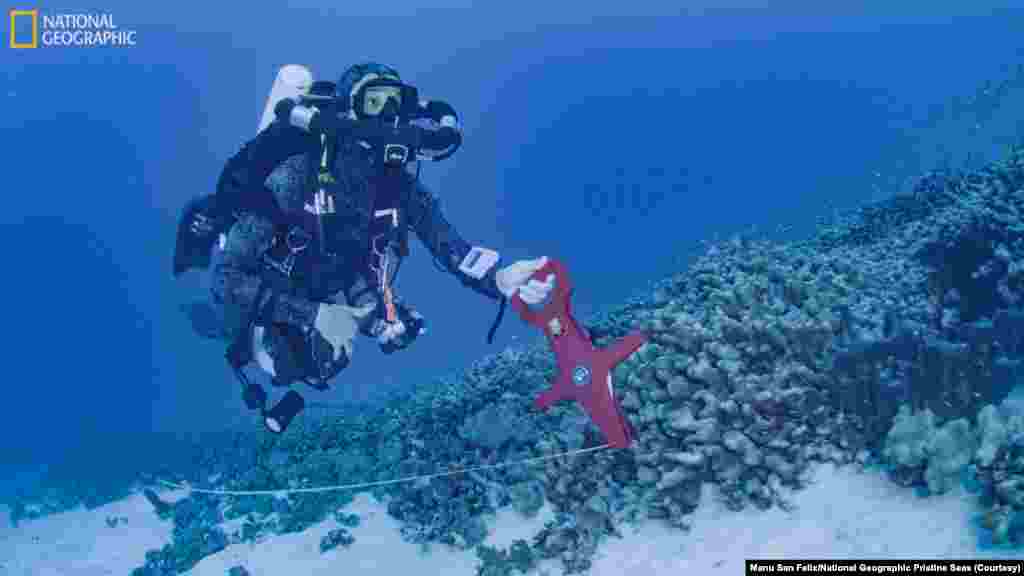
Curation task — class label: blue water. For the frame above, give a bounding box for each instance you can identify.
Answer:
[1,1,1023,498]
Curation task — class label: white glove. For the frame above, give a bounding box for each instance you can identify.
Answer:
[313,302,377,361]
[370,303,427,353]
[495,256,555,305]
[375,318,406,344]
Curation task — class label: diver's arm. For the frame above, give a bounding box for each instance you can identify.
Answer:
[408,182,504,300]
[211,213,319,335]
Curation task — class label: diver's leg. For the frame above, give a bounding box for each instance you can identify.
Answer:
[259,323,357,434]
[252,324,304,434]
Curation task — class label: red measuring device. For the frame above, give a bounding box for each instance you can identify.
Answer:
[510,259,647,449]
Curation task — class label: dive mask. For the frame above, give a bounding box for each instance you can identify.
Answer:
[363,85,403,117]
[354,80,419,120]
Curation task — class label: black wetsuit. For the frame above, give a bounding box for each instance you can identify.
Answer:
[209,115,503,383]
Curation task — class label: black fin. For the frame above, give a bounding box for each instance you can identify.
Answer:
[180,301,226,340]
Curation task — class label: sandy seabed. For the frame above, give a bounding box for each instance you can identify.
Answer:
[2,463,1023,576]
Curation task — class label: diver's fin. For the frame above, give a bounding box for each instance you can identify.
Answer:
[172,194,221,277]
[180,300,227,340]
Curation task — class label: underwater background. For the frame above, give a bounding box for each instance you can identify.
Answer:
[4,1,1024,572]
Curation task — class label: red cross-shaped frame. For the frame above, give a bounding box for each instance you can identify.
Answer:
[511,260,648,448]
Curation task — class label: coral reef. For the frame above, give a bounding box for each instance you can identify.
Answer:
[319,527,355,553]
[475,540,538,576]
[10,146,1024,573]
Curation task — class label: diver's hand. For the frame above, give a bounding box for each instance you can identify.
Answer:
[371,305,426,354]
[375,320,406,343]
[313,302,377,361]
[496,256,555,306]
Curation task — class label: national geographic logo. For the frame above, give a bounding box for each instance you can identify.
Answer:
[9,8,138,48]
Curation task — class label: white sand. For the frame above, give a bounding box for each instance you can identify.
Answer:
[1,465,1022,576]
[587,464,1024,576]
[187,493,558,575]
[0,488,188,576]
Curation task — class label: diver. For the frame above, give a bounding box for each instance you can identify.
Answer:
[173,63,554,434]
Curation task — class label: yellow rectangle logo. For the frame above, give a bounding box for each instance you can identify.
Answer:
[9,8,38,49]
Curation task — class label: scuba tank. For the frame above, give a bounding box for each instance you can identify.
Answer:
[227,64,326,424]
[172,65,316,280]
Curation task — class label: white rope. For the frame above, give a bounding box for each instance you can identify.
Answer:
[156,444,611,497]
